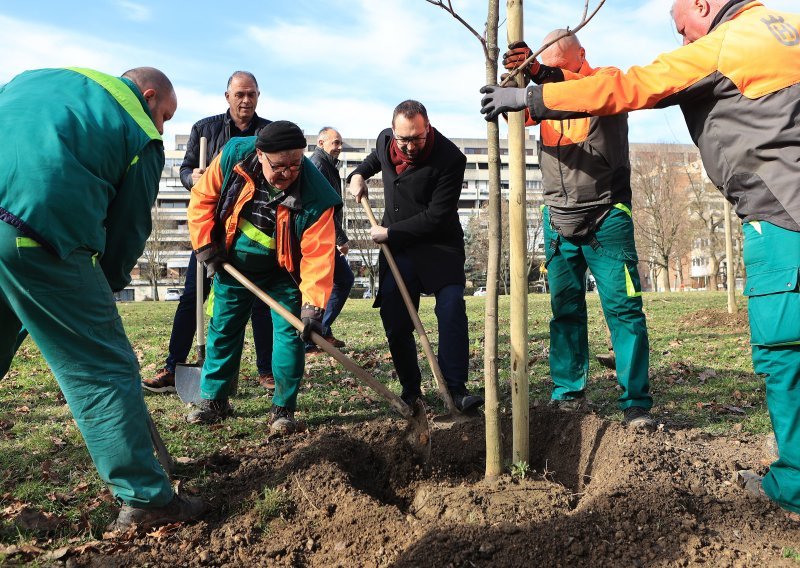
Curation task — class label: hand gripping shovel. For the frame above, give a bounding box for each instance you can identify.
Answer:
[359,198,470,423]
[221,262,431,459]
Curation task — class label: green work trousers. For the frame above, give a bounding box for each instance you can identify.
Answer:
[201,231,304,410]
[544,205,651,410]
[743,220,800,514]
[0,222,173,507]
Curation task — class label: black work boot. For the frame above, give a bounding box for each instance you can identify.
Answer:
[623,406,656,429]
[186,398,233,424]
[269,405,297,435]
[451,390,484,413]
[109,493,208,531]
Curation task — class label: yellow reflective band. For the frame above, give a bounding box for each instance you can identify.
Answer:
[238,218,276,249]
[206,286,215,318]
[625,265,642,298]
[15,237,41,248]
[66,68,161,142]
[749,221,763,234]
[92,252,99,267]
[614,203,632,217]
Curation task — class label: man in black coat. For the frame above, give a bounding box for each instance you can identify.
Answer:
[308,127,354,349]
[348,100,483,412]
[143,71,276,393]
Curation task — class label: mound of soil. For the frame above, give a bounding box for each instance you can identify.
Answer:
[678,308,749,329]
[37,408,800,566]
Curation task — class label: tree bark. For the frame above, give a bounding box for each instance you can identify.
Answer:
[506,0,529,466]
[483,0,503,481]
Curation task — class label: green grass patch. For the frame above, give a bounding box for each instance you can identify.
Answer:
[0,291,767,546]
[253,487,291,530]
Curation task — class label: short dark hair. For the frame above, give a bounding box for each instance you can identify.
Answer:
[227,71,259,91]
[392,100,428,126]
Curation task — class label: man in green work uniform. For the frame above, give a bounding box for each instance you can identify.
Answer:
[502,31,653,427]
[0,66,206,529]
[481,0,800,520]
[188,120,341,434]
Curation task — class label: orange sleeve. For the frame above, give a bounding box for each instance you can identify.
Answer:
[188,154,224,251]
[298,207,336,308]
[541,34,722,116]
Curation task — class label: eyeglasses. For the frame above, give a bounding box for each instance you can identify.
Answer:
[393,133,427,145]
[264,154,303,174]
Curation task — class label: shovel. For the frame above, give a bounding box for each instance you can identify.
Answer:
[221,262,431,458]
[359,198,469,422]
[146,413,174,477]
[176,137,208,404]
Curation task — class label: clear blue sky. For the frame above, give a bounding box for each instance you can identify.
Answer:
[0,0,794,148]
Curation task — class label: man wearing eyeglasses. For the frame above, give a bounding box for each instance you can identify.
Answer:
[144,71,277,395]
[347,100,484,414]
[187,120,341,434]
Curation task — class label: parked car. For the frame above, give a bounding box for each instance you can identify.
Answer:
[164,288,182,301]
[363,287,373,299]
[473,287,487,296]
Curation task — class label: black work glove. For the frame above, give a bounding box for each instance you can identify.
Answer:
[502,41,540,80]
[195,247,227,278]
[300,304,324,342]
[480,85,530,121]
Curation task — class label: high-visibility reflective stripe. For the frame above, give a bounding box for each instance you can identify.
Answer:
[238,218,276,249]
[66,67,161,142]
[614,203,632,217]
[749,221,763,234]
[92,252,99,267]
[206,286,215,318]
[625,264,642,297]
[15,237,41,248]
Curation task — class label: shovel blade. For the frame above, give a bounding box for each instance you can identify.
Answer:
[175,363,203,404]
[404,399,432,461]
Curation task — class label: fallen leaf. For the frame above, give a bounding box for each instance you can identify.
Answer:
[14,405,30,414]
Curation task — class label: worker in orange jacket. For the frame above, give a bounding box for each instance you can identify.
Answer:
[187,120,341,434]
[481,0,800,520]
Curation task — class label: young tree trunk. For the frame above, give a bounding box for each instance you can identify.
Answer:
[506,0,529,465]
[483,0,503,481]
[724,199,738,314]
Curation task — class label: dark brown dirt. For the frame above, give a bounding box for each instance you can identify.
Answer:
[22,407,800,567]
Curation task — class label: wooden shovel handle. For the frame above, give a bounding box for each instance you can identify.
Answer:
[359,199,457,414]
[221,262,411,418]
[195,137,208,354]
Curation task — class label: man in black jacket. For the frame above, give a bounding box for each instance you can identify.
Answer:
[308,127,354,349]
[348,100,483,413]
[143,71,276,393]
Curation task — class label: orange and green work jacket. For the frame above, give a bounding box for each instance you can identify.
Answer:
[525,60,631,238]
[526,0,800,232]
[188,136,342,309]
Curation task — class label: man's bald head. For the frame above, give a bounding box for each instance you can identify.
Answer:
[121,67,177,135]
[540,29,585,73]
[671,0,727,44]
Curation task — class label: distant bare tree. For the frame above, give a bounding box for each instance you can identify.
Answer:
[685,165,726,289]
[346,178,383,293]
[141,206,169,301]
[630,144,692,292]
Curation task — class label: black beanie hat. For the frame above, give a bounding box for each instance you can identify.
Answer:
[256,120,307,152]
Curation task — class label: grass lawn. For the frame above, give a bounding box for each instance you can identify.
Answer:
[0,291,765,546]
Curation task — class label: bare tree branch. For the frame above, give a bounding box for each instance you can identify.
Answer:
[500,0,606,86]
[424,0,490,60]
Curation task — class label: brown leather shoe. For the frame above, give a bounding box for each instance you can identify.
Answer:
[142,368,176,393]
[324,335,346,348]
[258,373,275,390]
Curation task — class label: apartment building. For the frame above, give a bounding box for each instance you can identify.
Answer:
[123,132,543,301]
[120,131,735,301]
